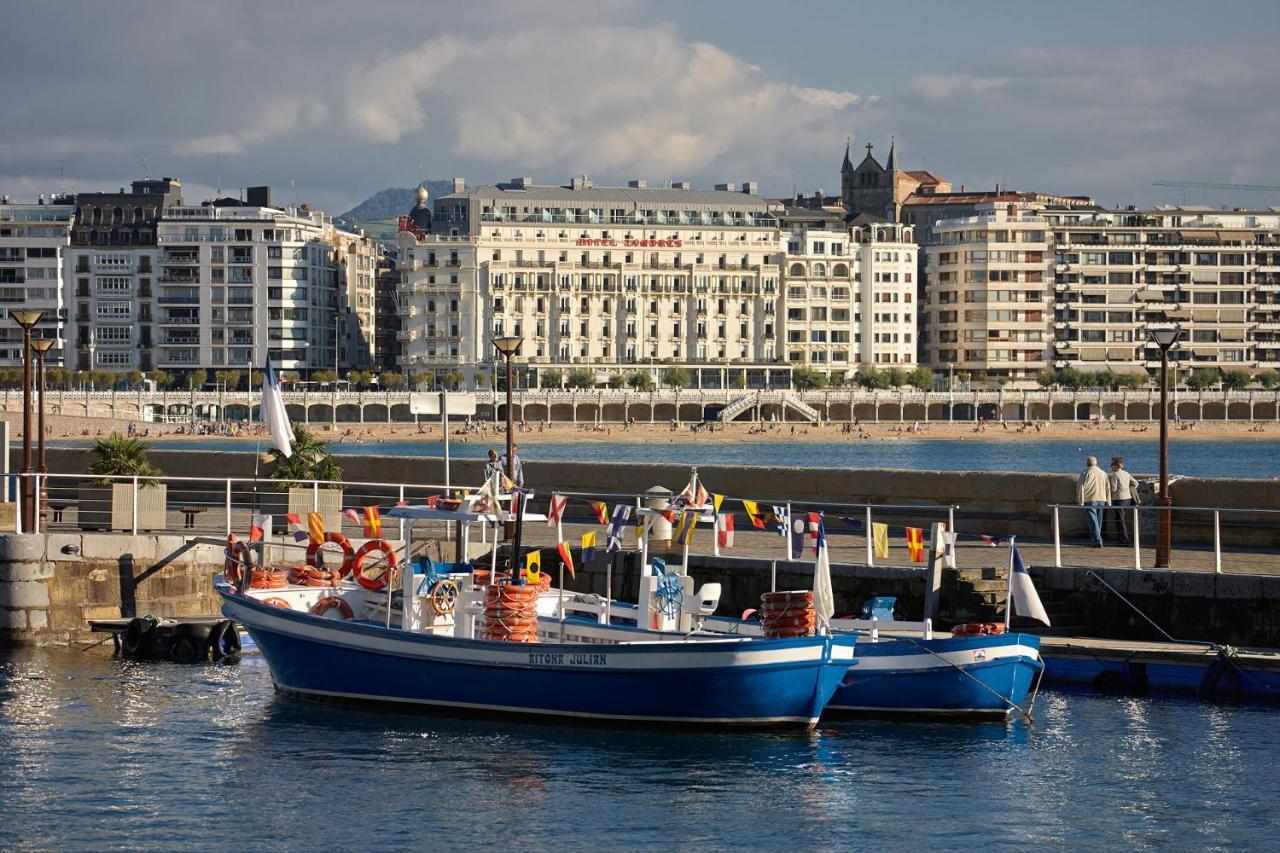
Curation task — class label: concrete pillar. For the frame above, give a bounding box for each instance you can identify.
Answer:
[0,534,53,642]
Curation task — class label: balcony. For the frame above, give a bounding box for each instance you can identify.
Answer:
[160,252,199,264]
[159,273,198,284]
[158,350,200,365]
[160,335,200,346]
[157,294,200,305]
[159,313,200,325]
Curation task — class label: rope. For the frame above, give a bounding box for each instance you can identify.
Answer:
[894,634,1037,724]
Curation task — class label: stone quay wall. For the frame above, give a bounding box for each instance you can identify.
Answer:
[34,447,1280,548]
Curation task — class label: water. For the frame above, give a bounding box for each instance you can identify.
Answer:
[66,437,1280,479]
[1,648,1277,850]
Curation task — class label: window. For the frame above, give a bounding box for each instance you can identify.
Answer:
[96,326,131,344]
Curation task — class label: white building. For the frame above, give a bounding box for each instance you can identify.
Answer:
[0,197,73,367]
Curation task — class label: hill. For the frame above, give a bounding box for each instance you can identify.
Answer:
[337,181,455,223]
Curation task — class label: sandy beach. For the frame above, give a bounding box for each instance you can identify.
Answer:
[7,410,1278,446]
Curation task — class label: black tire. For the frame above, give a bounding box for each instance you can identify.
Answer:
[207,620,242,661]
[166,624,204,663]
[123,616,157,658]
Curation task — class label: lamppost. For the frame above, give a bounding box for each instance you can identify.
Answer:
[11,309,44,532]
[31,339,54,476]
[1147,325,1183,568]
[492,335,522,539]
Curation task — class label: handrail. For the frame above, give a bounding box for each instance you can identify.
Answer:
[1046,502,1280,515]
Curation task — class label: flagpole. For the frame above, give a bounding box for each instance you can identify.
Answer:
[556,501,565,626]
[783,502,792,563]
[1004,535,1017,630]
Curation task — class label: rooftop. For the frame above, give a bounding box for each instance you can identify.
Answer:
[440,180,774,210]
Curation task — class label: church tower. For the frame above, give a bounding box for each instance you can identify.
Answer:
[841,141,893,221]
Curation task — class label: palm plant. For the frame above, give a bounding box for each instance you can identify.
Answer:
[87,433,162,485]
[269,424,343,489]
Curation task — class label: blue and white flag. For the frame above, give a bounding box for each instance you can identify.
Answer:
[772,505,789,538]
[606,504,632,554]
[1010,545,1051,626]
[262,358,294,458]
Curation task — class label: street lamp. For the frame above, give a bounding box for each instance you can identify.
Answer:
[31,339,54,476]
[492,335,522,540]
[11,309,44,532]
[1147,325,1183,568]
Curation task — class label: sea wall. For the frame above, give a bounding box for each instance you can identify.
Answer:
[33,447,1280,547]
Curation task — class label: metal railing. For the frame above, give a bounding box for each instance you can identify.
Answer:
[1047,502,1280,573]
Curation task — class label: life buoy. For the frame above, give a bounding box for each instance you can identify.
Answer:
[311,596,353,620]
[249,569,289,589]
[952,623,1006,637]
[262,597,292,609]
[289,564,342,587]
[224,534,252,584]
[352,539,400,590]
[305,533,355,577]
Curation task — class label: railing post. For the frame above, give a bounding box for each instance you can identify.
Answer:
[770,559,777,593]
[32,474,40,535]
[225,479,233,535]
[399,485,406,543]
[1052,505,1062,568]
[1132,505,1141,570]
[312,480,319,513]
[865,505,874,566]
[947,505,955,534]
[131,476,139,535]
[1214,510,1222,574]
[13,475,22,534]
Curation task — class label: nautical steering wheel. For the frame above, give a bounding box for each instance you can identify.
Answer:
[431,578,460,615]
[656,573,684,619]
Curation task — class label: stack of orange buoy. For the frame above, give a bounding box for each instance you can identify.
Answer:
[248,568,289,590]
[479,583,540,643]
[759,590,817,638]
[289,564,342,587]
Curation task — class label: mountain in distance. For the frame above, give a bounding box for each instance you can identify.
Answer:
[337,180,455,223]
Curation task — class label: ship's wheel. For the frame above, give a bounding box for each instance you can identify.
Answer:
[655,573,684,619]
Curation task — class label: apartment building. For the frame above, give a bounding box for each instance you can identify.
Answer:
[922,204,1053,379]
[373,250,401,372]
[782,222,917,370]
[0,197,74,367]
[1047,206,1280,373]
[397,178,784,388]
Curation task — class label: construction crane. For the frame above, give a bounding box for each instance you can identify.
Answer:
[1152,180,1280,192]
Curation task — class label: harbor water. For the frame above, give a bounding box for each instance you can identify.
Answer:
[72,437,1280,480]
[2,647,1277,849]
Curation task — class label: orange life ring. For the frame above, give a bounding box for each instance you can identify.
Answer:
[262,597,292,609]
[311,596,354,619]
[248,569,289,589]
[289,564,342,587]
[305,533,355,577]
[224,534,252,584]
[952,622,1006,637]
[352,539,400,590]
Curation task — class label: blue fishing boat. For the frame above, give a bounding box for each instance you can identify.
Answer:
[218,586,854,728]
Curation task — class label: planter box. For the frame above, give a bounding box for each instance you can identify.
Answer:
[77,484,168,531]
[259,487,344,535]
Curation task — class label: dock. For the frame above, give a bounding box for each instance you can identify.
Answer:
[1038,635,1280,701]
[89,615,243,662]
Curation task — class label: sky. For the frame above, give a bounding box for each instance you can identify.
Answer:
[3,0,1279,215]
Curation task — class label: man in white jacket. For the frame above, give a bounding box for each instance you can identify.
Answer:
[1077,456,1111,548]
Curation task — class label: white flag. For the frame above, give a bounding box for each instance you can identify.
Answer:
[942,531,958,569]
[1010,545,1050,626]
[262,359,294,458]
[812,520,834,630]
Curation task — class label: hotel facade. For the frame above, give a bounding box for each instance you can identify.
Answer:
[396,178,917,387]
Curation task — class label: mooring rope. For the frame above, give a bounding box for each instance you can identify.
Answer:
[893,634,1037,724]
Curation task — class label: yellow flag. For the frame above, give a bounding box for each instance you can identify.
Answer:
[307,512,325,545]
[581,530,597,553]
[674,510,697,545]
[872,523,890,559]
[525,549,541,577]
[712,493,725,515]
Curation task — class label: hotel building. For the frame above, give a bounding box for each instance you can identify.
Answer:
[0,197,74,367]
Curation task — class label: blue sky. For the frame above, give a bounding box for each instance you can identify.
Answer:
[2,0,1278,213]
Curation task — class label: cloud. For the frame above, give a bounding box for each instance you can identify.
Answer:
[343,26,867,182]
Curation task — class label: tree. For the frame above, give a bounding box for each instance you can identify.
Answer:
[87,433,162,485]
[214,369,240,391]
[1114,373,1146,390]
[660,366,691,389]
[627,371,655,391]
[378,371,406,391]
[151,369,174,391]
[727,370,746,390]
[884,367,909,388]
[791,367,827,390]
[1258,369,1280,390]
[540,368,563,389]
[1221,369,1251,391]
[1185,368,1219,391]
[907,367,936,392]
[1036,368,1059,389]
[269,424,343,487]
[566,368,595,389]
[313,369,339,386]
[439,370,465,391]
[409,371,433,390]
[48,368,72,390]
[606,373,627,389]
[346,370,375,389]
[857,368,891,390]
[126,370,145,389]
[185,369,207,390]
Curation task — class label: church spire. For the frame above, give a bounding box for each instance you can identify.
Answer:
[841,138,853,172]
[886,136,896,171]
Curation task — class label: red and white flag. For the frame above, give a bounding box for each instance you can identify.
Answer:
[716,513,735,549]
[547,494,567,528]
[285,513,307,543]
[250,514,269,543]
[341,508,361,525]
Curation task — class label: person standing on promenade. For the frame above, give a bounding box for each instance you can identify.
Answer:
[1107,456,1137,545]
[1077,456,1111,548]
[483,448,502,484]
[501,444,524,488]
